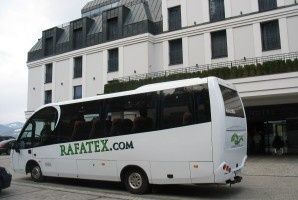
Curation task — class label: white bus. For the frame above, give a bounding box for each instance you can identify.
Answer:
[11,77,247,194]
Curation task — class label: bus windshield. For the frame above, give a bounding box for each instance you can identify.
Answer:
[219,85,244,118]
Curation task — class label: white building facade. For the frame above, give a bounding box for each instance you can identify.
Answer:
[27,0,298,154]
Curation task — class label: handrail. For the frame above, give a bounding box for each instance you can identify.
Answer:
[115,52,298,82]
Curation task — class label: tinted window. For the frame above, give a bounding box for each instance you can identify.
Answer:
[220,85,245,118]
[105,93,158,136]
[45,37,53,56]
[73,85,82,99]
[108,17,119,40]
[44,90,52,104]
[258,0,277,12]
[108,48,119,72]
[168,6,181,31]
[18,107,58,148]
[160,85,211,129]
[74,56,83,78]
[211,30,228,59]
[45,63,52,83]
[169,39,183,65]
[57,101,101,142]
[209,0,225,22]
[261,20,281,51]
[193,85,211,123]
[73,28,83,49]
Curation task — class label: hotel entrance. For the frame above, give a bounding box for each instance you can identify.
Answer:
[246,103,298,155]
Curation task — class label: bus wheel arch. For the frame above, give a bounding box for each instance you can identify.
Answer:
[26,160,44,182]
[120,165,151,194]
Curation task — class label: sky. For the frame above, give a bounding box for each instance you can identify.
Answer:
[0,0,90,124]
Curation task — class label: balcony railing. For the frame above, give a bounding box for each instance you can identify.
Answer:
[115,52,298,82]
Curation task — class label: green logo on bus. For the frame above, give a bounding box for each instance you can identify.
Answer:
[231,133,244,146]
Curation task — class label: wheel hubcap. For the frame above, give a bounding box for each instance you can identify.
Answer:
[32,166,41,180]
[128,172,142,190]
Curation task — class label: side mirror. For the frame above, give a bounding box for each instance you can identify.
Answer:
[11,142,20,153]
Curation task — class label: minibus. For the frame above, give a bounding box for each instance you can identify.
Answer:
[11,77,247,194]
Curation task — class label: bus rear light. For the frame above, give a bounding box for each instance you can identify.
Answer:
[223,164,231,173]
[223,164,227,170]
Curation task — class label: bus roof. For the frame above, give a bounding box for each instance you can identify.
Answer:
[44,77,217,108]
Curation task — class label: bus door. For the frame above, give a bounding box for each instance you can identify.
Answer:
[11,121,34,173]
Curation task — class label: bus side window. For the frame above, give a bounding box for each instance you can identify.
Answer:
[193,85,211,124]
[104,93,158,136]
[160,87,195,129]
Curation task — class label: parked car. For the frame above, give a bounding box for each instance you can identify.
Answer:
[0,139,15,155]
[0,136,15,142]
[0,167,12,192]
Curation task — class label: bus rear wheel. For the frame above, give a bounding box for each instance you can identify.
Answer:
[31,165,44,182]
[124,168,150,194]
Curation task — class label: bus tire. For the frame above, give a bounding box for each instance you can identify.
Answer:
[124,168,150,194]
[30,164,44,182]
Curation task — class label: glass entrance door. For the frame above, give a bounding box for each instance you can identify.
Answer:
[264,121,287,154]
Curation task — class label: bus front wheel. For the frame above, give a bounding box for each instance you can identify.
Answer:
[31,164,44,182]
[124,168,150,194]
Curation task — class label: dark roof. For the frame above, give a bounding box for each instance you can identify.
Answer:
[28,0,162,62]
[81,0,120,14]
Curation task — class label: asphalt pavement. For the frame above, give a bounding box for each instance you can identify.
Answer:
[0,155,298,200]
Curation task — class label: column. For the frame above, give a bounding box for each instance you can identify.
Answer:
[251,0,259,12]
[204,33,212,64]
[202,0,210,23]
[224,0,232,18]
[162,0,168,31]
[182,37,189,67]
[253,23,262,57]
[277,0,285,7]
[226,28,235,61]
[279,18,289,54]
[163,41,169,70]
[102,50,108,93]
[68,58,74,100]
[118,46,124,77]
[52,62,56,102]
[82,54,87,98]
[181,0,188,27]
[41,64,45,104]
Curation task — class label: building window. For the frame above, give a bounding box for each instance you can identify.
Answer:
[73,85,82,100]
[209,0,225,22]
[73,28,83,49]
[108,17,119,40]
[44,90,52,104]
[45,37,53,56]
[168,6,181,31]
[261,20,281,51]
[73,56,83,78]
[108,48,119,72]
[211,30,228,59]
[258,0,277,12]
[45,63,52,84]
[169,39,183,65]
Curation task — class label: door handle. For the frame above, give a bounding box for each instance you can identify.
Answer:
[28,149,32,154]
